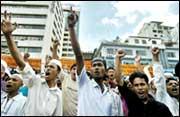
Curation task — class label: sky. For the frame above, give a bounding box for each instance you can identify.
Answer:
[61,1,179,52]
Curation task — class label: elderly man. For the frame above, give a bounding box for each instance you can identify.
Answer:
[1,74,27,116]
[1,60,11,98]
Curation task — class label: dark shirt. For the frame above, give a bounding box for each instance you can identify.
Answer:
[118,84,173,117]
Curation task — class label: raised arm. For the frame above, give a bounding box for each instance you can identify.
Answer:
[1,11,25,70]
[67,7,84,75]
[115,49,126,86]
[51,39,60,60]
[151,47,167,100]
[134,55,144,72]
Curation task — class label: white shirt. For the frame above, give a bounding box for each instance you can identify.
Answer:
[19,63,62,116]
[153,63,179,116]
[1,93,26,116]
[62,74,78,116]
[109,87,124,116]
[77,67,114,116]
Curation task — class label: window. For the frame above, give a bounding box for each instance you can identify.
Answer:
[135,39,139,44]
[63,43,68,46]
[124,49,133,55]
[63,48,67,51]
[158,30,163,33]
[152,40,157,44]
[62,53,67,56]
[68,54,74,57]
[64,38,68,41]
[28,47,41,53]
[154,35,157,37]
[17,24,45,29]
[12,35,43,41]
[160,35,163,37]
[152,30,157,33]
[68,49,72,51]
[164,27,168,30]
[106,48,114,54]
[142,40,147,44]
[125,40,129,43]
[136,50,146,56]
[166,52,175,57]
[64,33,68,36]
[11,14,47,19]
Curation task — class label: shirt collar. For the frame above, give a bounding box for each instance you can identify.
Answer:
[91,79,109,95]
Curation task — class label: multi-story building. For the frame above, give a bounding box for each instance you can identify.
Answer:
[94,35,179,73]
[1,1,64,69]
[138,21,175,41]
[61,5,80,59]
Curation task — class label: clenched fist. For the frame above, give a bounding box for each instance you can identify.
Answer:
[116,49,126,59]
[67,7,78,28]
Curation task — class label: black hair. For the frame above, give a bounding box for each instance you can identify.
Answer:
[106,67,115,72]
[129,71,149,84]
[166,77,177,84]
[70,63,77,71]
[92,57,107,70]
[2,72,10,81]
[57,65,61,72]
[175,62,179,78]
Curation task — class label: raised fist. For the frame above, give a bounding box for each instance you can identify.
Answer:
[67,7,78,28]
[116,49,126,59]
[52,39,60,49]
[152,47,160,55]
[135,55,141,63]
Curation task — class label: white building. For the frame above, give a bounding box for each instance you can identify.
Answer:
[94,35,179,73]
[138,21,175,41]
[1,1,64,69]
[61,5,80,59]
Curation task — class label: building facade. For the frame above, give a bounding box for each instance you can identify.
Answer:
[1,1,64,69]
[138,21,174,41]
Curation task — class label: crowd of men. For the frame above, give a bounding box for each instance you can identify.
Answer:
[1,9,179,116]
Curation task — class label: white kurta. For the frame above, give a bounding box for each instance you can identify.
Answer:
[1,93,26,116]
[19,63,62,116]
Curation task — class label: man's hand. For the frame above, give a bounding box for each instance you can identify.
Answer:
[151,47,160,62]
[152,47,160,55]
[135,55,141,63]
[116,49,126,59]
[23,53,30,62]
[67,7,78,28]
[1,10,17,36]
[52,39,60,50]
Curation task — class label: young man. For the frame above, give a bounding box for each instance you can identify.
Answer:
[152,47,179,116]
[62,63,78,116]
[115,49,172,117]
[106,67,125,116]
[1,10,62,116]
[67,8,117,116]
[1,74,26,116]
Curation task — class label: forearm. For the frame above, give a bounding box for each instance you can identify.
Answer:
[52,47,59,60]
[135,61,143,72]
[115,57,123,86]
[5,34,25,70]
[69,27,84,75]
[153,55,159,63]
